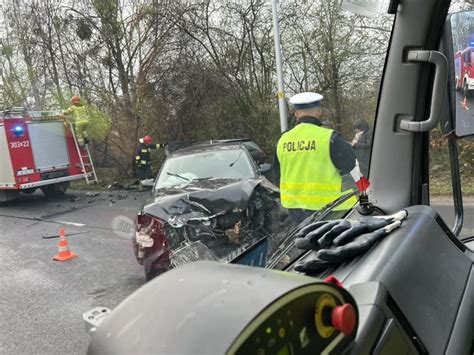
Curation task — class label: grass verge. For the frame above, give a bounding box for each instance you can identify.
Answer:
[430,173,474,196]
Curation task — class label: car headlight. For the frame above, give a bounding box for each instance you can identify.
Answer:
[136,231,154,248]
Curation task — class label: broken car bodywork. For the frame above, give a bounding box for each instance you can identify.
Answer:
[133,177,286,280]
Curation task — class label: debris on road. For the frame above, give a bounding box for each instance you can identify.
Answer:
[86,192,100,197]
[42,231,87,239]
[107,193,128,202]
[106,180,150,191]
[107,182,122,190]
[69,195,80,202]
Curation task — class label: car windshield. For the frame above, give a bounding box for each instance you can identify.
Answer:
[155,148,256,188]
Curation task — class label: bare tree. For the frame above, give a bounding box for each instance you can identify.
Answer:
[0,0,392,175]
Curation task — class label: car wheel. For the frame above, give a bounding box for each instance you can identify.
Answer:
[144,254,171,281]
[145,264,168,281]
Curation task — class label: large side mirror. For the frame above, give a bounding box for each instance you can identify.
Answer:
[448,11,474,138]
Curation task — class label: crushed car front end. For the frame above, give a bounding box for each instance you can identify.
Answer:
[133,178,285,280]
[132,144,288,280]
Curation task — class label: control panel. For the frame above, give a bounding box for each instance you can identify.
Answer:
[231,285,357,354]
[87,262,358,355]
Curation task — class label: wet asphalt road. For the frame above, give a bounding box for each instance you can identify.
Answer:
[0,190,472,354]
[0,189,148,354]
[431,196,474,239]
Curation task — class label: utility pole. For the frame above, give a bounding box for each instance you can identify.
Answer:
[271,0,288,132]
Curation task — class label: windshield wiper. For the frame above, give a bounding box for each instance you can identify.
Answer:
[229,151,244,167]
[192,177,213,181]
[167,172,190,181]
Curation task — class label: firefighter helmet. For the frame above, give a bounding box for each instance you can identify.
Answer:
[71,95,81,105]
[143,135,153,144]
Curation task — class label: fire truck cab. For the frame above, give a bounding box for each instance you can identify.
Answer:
[0,108,97,202]
[454,47,474,96]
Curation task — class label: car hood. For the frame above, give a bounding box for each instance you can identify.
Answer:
[142,178,278,227]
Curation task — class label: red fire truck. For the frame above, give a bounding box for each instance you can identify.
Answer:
[0,109,97,202]
[454,47,474,96]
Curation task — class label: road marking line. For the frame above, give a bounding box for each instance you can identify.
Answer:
[57,221,86,227]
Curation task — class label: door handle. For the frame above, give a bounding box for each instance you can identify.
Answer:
[400,50,448,132]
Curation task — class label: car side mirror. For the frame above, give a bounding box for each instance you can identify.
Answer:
[259,163,271,173]
[446,10,474,138]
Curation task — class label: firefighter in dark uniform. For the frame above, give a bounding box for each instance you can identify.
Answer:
[135,135,165,180]
[273,92,360,224]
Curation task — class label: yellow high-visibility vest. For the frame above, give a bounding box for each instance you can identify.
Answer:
[65,105,89,123]
[276,122,356,211]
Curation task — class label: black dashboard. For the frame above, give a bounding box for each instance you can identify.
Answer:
[87,206,473,354]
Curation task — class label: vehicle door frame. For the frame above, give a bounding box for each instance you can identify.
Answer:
[369,0,451,213]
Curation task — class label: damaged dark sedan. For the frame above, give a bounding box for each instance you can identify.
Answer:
[133,142,287,280]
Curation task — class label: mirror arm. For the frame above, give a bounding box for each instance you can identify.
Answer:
[400,50,448,132]
[442,130,460,141]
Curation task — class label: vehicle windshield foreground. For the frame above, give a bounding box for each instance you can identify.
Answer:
[87,0,473,354]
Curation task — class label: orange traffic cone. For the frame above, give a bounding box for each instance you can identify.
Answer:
[53,227,77,261]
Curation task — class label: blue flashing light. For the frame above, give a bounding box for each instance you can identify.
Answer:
[13,125,24,136]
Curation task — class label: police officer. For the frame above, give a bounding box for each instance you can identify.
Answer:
[63,95,90,147]
[274,92,359,224]
[135,135,166,180]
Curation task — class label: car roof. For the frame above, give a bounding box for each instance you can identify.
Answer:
[193,138,251,144]
[169,142,248,157]
[166,138,265,156]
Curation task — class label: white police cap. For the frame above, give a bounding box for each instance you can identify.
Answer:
[289,92,324,109]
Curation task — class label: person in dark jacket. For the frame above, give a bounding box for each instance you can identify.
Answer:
[351,119,372,176]
[135,135,165,180]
